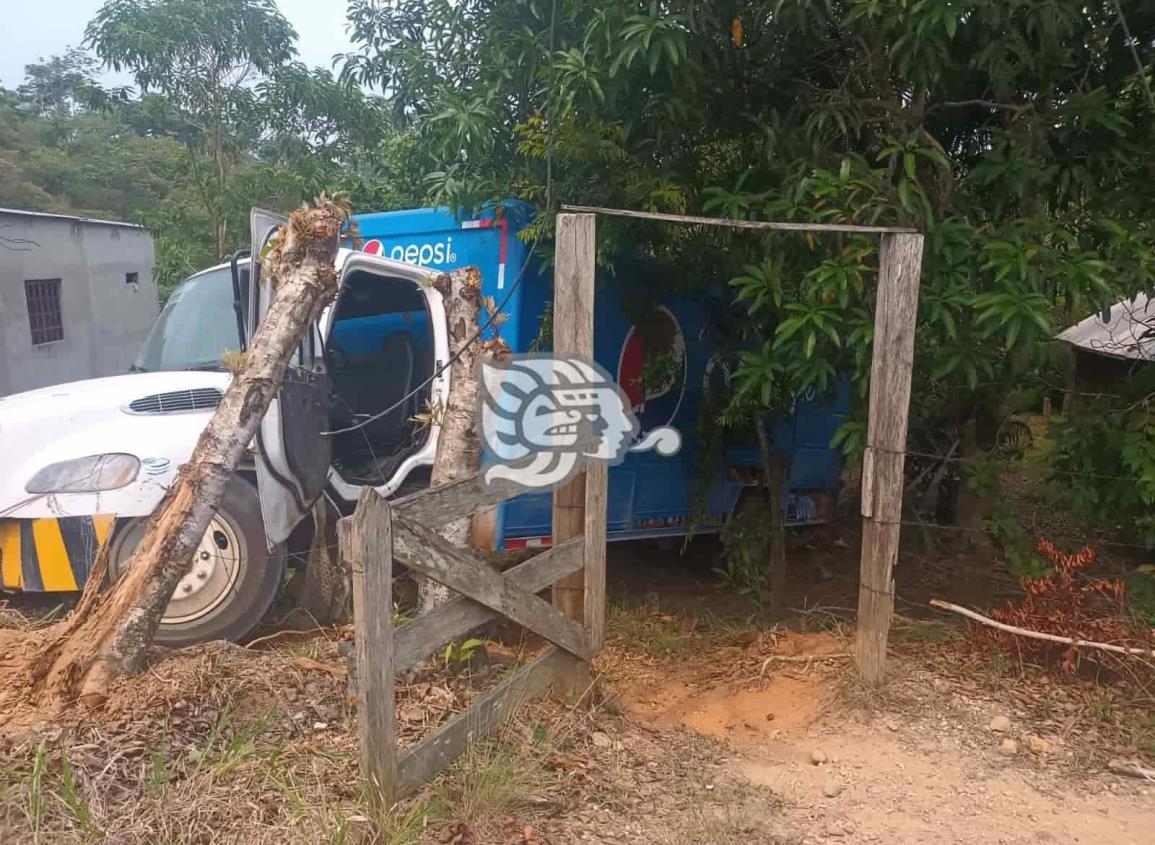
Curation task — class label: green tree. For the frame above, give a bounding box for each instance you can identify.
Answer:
[16,47,103,116]
[85,0,298,259]
[344,0,1155,571]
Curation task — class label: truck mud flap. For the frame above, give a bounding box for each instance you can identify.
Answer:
[0,516,115,593]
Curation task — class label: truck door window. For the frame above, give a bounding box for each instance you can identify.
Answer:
[326,270,434,485]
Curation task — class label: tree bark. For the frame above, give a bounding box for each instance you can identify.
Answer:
[953,417,993,603]
[756,419,788,617]
[0,198,345,728]
[418,266,510,611]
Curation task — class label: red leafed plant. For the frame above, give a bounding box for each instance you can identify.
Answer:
[976,540,1153,675]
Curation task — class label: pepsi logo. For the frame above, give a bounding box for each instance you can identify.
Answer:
[617,306,687,432]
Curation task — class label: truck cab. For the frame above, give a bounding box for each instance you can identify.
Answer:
[0,213,450,644]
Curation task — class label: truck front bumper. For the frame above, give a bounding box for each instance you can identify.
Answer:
[0,517,115,593]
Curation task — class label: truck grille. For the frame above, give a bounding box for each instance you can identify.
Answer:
[127,388,223,414]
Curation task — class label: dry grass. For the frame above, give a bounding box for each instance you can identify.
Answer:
[651,785,777,845]
[890,614,965,644]
[424,733,548,835]
[0,713,367,844]
[0,601,62,632]
[606,602,696,657]
[0,637,583,845]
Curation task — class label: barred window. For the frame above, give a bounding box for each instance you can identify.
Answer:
[24,279,64,345]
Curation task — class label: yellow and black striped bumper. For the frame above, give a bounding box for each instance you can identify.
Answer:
[0,517,115,593]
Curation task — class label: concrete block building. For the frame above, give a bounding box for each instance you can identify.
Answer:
[0,209,157,397]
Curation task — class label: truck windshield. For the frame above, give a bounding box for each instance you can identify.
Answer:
[134,267,247,372]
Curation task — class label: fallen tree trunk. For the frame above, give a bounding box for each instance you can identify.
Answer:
[0,198,345,729]
[418,266,510,611]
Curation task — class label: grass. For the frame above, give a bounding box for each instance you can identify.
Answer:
[1123,711,1155,755]
[696,608,764,637]
[607,603,696,656]
[0,694,570,845]
[0,601,65,631]
[54,757,97,840]
[425,735,542,831]
[652,779,777,844]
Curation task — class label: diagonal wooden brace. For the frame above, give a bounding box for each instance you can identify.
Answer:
[392,519,592,662]
[393,470,518,531]
[393,536,584,674]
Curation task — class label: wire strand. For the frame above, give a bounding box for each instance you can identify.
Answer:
[869,517,1152,552]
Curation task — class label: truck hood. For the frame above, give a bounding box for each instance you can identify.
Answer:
[0,372,230,520]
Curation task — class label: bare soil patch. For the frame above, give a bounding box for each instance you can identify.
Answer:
[597,590,1155,845]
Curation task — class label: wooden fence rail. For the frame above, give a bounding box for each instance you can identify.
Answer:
[340,468,603,803]
[341,211,605,803]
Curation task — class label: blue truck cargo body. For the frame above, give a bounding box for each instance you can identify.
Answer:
[351,203,848,550]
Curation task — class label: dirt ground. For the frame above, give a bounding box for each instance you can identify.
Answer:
[1,539,1153,844]
[598,626,1153,845]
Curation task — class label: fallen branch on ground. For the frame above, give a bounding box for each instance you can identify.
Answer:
[245,627,333,650]
[1108,759,1155,781]
[929,599,1155,658]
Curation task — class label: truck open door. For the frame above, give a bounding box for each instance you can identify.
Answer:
[248,208,333,547]
[321,251,450,501]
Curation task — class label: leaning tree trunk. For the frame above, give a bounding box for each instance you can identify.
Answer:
[418,266,510,611]
[0,198,345,727]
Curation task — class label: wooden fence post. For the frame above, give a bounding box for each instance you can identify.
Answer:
[856,232,924,684]
[348,489,398,804]
[583,461,608,653]
[551,212,600,694]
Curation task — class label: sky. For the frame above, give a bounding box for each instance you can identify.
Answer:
[0,0,357,90]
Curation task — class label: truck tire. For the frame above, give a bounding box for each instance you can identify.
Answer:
[107,476,285,646]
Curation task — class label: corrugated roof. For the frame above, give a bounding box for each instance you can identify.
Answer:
[0,207,143,230]
[1055,294,1155,361]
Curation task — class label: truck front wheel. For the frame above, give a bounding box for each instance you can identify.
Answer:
[107,476,285,646]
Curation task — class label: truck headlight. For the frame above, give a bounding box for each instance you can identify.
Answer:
[26,454,141,494]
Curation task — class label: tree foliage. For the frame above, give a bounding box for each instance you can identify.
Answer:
[1,4,425,295]
[345,0,1155,529]
[3,1,1155,550]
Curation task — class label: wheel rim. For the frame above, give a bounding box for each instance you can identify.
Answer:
[111,514,245,626]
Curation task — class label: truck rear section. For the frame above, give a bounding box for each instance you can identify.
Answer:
[352,202,850,551]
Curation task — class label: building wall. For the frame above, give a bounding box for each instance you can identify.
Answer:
[0,213,157,396]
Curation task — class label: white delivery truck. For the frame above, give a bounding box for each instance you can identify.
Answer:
[0,210,451,643]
